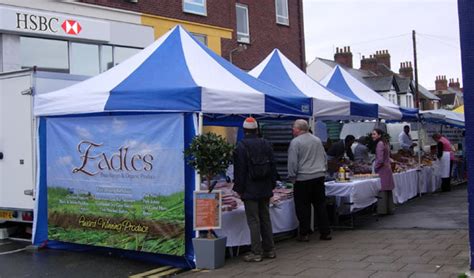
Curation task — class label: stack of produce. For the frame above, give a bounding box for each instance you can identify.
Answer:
[270,188,294,205]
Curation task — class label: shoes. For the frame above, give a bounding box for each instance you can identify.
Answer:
[319,234,332,241]
[297,235,309,242]
[244,253,263,262]
[263,250,276,259]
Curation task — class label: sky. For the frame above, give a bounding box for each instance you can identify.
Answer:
[303,0,462,90]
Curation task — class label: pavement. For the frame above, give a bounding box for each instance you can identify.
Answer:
[0,184,468,278]
[182,184,470,278]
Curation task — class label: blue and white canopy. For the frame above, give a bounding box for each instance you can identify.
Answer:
[249,49,378,120]
[320,66,419,121]
[34,26,311,117]
[421,109,465,128]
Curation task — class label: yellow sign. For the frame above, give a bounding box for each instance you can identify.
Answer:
[0,210,14,220]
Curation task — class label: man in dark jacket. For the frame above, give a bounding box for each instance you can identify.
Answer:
[327,135,356,161]
[233,117,278,262]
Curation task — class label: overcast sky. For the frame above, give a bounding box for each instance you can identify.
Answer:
[303,0,462,90]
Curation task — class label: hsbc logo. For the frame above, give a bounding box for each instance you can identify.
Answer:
[61,20,82,35]
[16,13,82,35]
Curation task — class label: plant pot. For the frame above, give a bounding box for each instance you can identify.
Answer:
[192,236,227,269]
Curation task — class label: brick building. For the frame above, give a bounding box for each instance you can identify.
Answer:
[79,0,306,71]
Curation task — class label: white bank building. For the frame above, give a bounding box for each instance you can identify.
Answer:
[0,2,154,75]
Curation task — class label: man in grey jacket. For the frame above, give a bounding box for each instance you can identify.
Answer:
[288,119,331,242]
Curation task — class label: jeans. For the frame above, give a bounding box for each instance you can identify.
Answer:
[243,199,275,255]
[294,177,331,236]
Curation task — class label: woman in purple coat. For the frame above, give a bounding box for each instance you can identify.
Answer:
[372,128,395,215]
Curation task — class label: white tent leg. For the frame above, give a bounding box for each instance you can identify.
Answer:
[194,113,203,239]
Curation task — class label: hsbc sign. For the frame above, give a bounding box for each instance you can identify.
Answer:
[0,6,110,42]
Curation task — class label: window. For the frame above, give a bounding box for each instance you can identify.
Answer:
[100,45,113,73]
[20,37,69,72]
[191,33,208,46]
[70,42,100,76]
[236,4,250,43]
[183,0,207,16]
[275,0,289,25]
[114,46,141,66]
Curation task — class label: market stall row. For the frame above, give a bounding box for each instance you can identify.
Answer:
[215,162,441,247]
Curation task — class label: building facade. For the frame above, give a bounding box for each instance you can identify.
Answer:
[307,46,440,110]
[0,1,155,74]
[79,0,306,71]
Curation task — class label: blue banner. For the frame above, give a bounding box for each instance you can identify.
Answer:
[46,114,186,256]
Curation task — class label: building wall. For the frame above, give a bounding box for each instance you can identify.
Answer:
[79,0,306,71]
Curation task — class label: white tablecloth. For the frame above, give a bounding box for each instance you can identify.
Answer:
[419,165,442,193]
[392,168,419,204]
[215,199,298,247]
[325,179,381,212]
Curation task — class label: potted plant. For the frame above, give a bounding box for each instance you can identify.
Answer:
[184,132,234,269]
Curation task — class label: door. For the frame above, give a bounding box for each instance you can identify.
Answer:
[0,72,35,210]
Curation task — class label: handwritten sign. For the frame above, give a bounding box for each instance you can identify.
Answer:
[193,191,221,230]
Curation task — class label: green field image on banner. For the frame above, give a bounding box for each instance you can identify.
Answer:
[45,114,186,256]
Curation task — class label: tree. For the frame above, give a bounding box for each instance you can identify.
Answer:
[184,132,234,193]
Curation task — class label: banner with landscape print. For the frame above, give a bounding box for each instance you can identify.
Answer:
[46,114,185,256]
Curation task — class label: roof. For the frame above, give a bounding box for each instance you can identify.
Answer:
[362,76,393,91]
[438,94,456,106]
[417,84,440,100]
[394,75,411,93]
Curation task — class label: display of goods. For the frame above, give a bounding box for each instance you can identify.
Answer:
[352,174,379,180]
[350,162,372,174]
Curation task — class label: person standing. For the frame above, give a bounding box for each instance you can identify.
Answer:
[327,135,355,161]
[288,119,331,242]
[399,125,416,152]
[372,128,395,215]
[233,117,277,262]
[432,133,454,192]
[353,136,370,163]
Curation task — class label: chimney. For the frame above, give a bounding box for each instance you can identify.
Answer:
[448,77,461,90]
[399,61,413,80]
[334,46,353,68]
[374,49,391,69]
[360,54,378,72]
[435,75,448,91]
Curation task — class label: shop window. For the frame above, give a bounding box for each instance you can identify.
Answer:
[183,0,207,16]
[236,4,250,43]
[100,45,113,73]
[276,0,289,25]
[20,37,69,73]
[114,46,141,66]
[70,42,100,76]
[191,33,208,46]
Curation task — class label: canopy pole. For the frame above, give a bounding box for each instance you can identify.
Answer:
[417,121,423,197]
[195,112,204,239]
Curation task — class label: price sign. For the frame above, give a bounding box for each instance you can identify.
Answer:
[193,191,222,230]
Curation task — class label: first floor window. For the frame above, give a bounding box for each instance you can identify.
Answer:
[70,42,100,76]
[276,0,289,25]
[114,46,141,66]
[183,0,206,16]
[236,4,250,43]
[20,37,69,72]
[191,33,208,46]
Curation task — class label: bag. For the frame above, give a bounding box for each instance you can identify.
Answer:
[242,139,273,181]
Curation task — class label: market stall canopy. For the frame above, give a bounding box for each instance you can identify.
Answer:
[320,65,419,121]
[34,26,311,117]
[421,109,465,128]
[453,105,464,113]
[249,49,378,120]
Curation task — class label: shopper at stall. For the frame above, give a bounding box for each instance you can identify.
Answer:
[233,117,277,262]
[354,136,370,163]
[288,119,331,242]
[327,135,355,161]
[432,133,454,192]
[372,128,395,215]
[399,125,416,152]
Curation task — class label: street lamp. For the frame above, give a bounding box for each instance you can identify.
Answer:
[229,44,247,64]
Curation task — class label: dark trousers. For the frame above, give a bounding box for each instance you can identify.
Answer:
[294,177,331,236]
[441,161,453,192]
[243,199,275,255]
